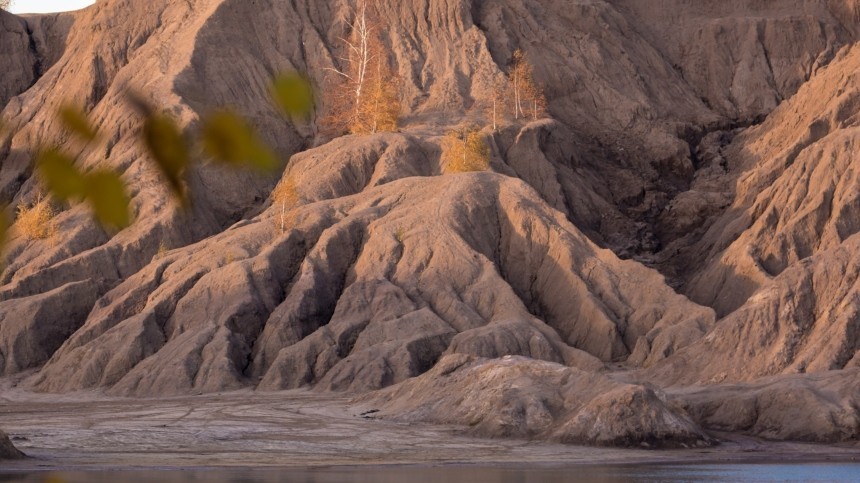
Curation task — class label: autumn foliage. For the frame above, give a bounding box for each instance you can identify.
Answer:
[322,1,401,135]
[16,194,56,241]
[272,176,300,233]
[510,49,547,121]
[481,49,547,130]
[442,126,491,173]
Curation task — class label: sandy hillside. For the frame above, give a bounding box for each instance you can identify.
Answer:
[0,0,858,449]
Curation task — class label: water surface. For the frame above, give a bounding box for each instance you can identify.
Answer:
[3,463,860,482]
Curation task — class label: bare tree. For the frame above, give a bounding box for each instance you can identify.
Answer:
[483,77,510,131]
[272,176,300,233]
[509,49,547,121]
[323,0,400,135]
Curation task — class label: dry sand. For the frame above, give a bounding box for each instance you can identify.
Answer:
[1,377,858,471]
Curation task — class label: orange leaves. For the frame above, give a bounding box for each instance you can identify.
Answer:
[141,113,191,202]
[35,148,132,231]
[479,49,548,130]
[509,49,547,121]
[442,126,491,173]
[36,149,87,201]
[84,171,132,229]
[321,1,401,136]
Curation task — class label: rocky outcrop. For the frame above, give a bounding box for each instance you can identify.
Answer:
[639,46,860,384]
[673,370,860,443]
[641,45,860,384]
[0,11,38,108]
[0,10,71,109]
[360,354,713,448]
[0,430,25,460]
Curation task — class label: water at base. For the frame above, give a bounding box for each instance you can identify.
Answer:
[2,463,859,482]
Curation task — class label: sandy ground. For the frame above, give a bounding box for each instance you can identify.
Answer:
[1,377,859,471]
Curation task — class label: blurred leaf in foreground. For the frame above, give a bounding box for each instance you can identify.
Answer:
[142,114,190,202]
[36,148,131,230]
[201,110,279,172]
[85,171,131,229]
[36,149,88,201]
[58,104,99,143]
[271,73,315,119]
[126,91,190,203]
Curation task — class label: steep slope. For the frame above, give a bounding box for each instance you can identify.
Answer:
[647,234,860,384]
[685,43,860,317]
[0,11,39,108]
[472,0,859,262]
[628,46,860,399]
[614,0,858,121]
[33,142,712,395]
[626,47,860,406]
[0,0,858,448]
[0,0,315,375]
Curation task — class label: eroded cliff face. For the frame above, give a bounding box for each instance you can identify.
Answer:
[685,44,860,316]
[1,0,858,447]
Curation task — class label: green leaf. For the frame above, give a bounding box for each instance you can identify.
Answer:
[85,171,131,229]
[58,104,99,143]
[141,114,190,201]
[271,73,315,118]
[125,90,155,117]
[247,142,280,172]
[36,149,88,201]
[201,110,279,172]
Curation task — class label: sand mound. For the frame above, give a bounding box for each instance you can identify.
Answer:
[360,354,713,448]
[674,370,860,443]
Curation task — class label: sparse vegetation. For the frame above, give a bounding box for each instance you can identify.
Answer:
[394,226,406,244]
[483,77,511,131]
[479,49,548,130]
[16,195,57,241]
[0,1,13,12]
[322,0,401,135]
[272,176,301,233]
[155,240,169,259]
[509,49,547,121]
[442,126,491,173]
